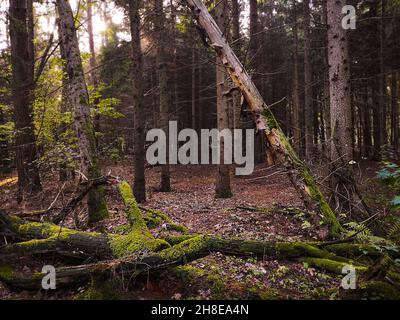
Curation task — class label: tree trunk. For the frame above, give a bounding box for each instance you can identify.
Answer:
[56,0,108,223]
[326,0,354,211]
[249,0,265,164]
[57,17,70,182]
[128,0,146,202]
[2,207,398,294]
[86,0,101,148]
[322,0,331,159]
[184,0,343,237]
[303,0,314,159]
[9,0,42,194]
[155,0,171,192]
[379,0,387,148]
[362,85,372,158]
[215,0,232,198]
[191,45,197,131]
[391,71,399,152]
[291,0,301,154]
[231,0,242,131]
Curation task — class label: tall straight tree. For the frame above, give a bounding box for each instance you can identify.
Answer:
[303,0,314,159]
[231,0,242,131]
[155,0,171,191]
[291,0,301,154]
[128,0,146,202]
[326,0,353,207]
[215,0,232,198]
[249,0,265,163]
[57,0,109,223]
[86,0,101,144]
[9,0,41,194]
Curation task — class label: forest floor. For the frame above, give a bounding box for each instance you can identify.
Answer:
[0,160,381,300]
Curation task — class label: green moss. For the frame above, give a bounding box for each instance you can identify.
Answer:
[164,234,198,245]
[108,182,170,257]
[207,274,226,298]
[169,265,206,283]
[262,108,343,238]
[301,257,367,274]
[0,266,15,282]
[1,238,57,254]
[74,279,122,300]
[118,182,146,228]
[144,215,163,229]
[110,232,169,257]
[159,236,208,261]
[144,208,188,234]
[324,243,383,259]
[342,281,400,300]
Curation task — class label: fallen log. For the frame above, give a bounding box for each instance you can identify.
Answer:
[1,184,399,297]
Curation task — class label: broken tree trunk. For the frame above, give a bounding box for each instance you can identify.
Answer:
[183,0,343,237]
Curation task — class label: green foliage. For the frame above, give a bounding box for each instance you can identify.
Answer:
[88,84,124,119]
[0,121,14,143]
[377,162,400,211]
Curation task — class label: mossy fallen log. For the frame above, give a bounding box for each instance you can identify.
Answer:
[2,231,398,290]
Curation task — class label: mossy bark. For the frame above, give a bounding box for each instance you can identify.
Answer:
[2,207,399,293]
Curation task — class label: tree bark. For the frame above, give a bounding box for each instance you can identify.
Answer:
[215,0,232,198]
[291,0,301,154]
[86,0,101,147]
[303,0,314,159]
[155,0,171,192]
[9,0,42,194]
[56,0,108,223]
[128,0,146,202]
[249,0,265,164]
[184,0,343,237]
[391,71,399,151]
[326,0,354,212]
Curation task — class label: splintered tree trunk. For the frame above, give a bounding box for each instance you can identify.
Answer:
[184,0,343,236]
[215,0,232,198]
[128,0,146,202]
[9,0,41,194]
[303,0,314,159]
[231,0,242,131]
[291,0,301,154]
[57,0,108,223]
[155,0,171,192]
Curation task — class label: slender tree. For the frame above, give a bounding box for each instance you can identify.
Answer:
[303,0,314,159]
[128,0,146,202]
[326,0,353,209]
[215,0,233,198]
[291,0,301,154]
[86,0,101,145]
[56,0,109,223]
[155,0,171,192]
